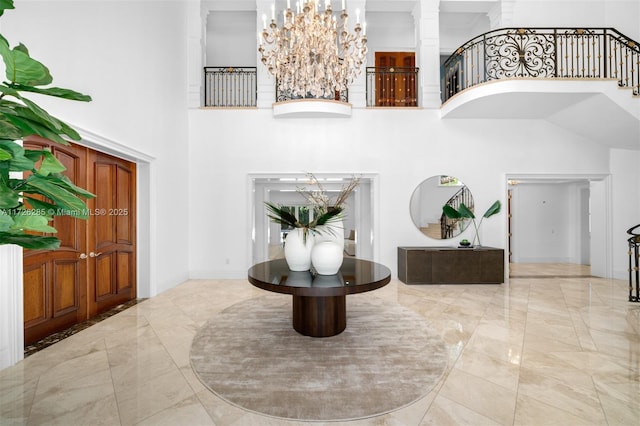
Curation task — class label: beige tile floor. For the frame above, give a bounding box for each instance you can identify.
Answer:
[1,263,639,425]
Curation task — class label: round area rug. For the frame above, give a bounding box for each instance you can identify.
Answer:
[190,295,448,422]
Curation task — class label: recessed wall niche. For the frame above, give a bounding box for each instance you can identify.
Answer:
[250,173,376,265]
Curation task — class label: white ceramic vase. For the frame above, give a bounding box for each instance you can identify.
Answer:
[284,228,314,271]
[311,241,344,275]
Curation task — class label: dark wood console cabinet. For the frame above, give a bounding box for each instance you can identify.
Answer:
[398,247,504,284]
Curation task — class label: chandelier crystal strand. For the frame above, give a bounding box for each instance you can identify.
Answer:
[258,0,367,100]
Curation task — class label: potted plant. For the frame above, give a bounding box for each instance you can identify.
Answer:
[443,200,501,247]
[0,0,93,251]
[265,173,360,272]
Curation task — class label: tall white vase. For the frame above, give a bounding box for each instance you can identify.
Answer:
[311,241,344,275]
[284,228,314,271]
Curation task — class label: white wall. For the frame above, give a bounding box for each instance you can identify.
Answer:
[366,11,416,57]
[206,11,256,67]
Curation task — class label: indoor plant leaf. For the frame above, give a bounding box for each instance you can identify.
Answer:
[0,37,52,86]
[0,211,13,231]
[0,0,15,17]
[0,180,19,208]
[23,175,90,218]
[0,117,22,140]
[457,203,475,219]
[0,146,11,160]
[442,204,462,219]
[11,213,57,233]
[0,231,59,250]
[23,196,57,213]
[35,150,66,176]
[46,173,95,198]
[265,201,300,229]
[0,139,35,170]
[483,200,501,218]
[8,83,92,102]
[3,106,70,144]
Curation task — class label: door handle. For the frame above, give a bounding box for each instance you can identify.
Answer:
[89,251,103,258]
[79,253,88,259]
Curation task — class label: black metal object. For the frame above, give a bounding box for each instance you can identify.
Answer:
[204,66,257,107]
[628,224,640,302]
[365,66,419,107]
[441,28,640,102]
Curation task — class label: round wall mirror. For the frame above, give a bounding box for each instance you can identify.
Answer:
[409,175,474,240]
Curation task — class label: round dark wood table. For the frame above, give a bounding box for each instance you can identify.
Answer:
[248,258,391,337]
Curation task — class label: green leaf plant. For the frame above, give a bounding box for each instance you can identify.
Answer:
[442,200,501,247]
[0,0,93,250]
[264,201,343,245]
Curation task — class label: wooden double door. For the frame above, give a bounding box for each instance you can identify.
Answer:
[375,52,417,106]
[23,138,137,345]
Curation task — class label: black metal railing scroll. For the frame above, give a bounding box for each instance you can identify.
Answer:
[440,186,474,239]
[441,28,640,102]
[366,67,419,107]
[204,67,257,107]
[628,224,640,302]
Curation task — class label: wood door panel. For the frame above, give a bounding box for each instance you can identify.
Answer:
[95,253,114,299]
[23,264,48,325]
[52,261,78,316]
[116,166,133,244]
[117,252,134,291]
[95,163,116,247]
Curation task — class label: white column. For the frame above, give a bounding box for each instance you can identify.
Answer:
[346,0,367,107]
[256,0,276,108]
[488,0,515,29]
[413,0,441,109]
[186,0,206,108]
[0,245,23,370]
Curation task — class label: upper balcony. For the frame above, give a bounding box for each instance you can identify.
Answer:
[440,27,640,149]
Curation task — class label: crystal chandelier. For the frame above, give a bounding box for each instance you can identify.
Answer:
[258,0,368,99]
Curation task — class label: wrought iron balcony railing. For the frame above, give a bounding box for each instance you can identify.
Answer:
[366,67,419,107]
[441,28,640,103]
[204,66,257,107]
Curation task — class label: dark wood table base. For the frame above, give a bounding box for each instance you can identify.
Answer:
[248,259,391,338]
[292,295,346,337]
